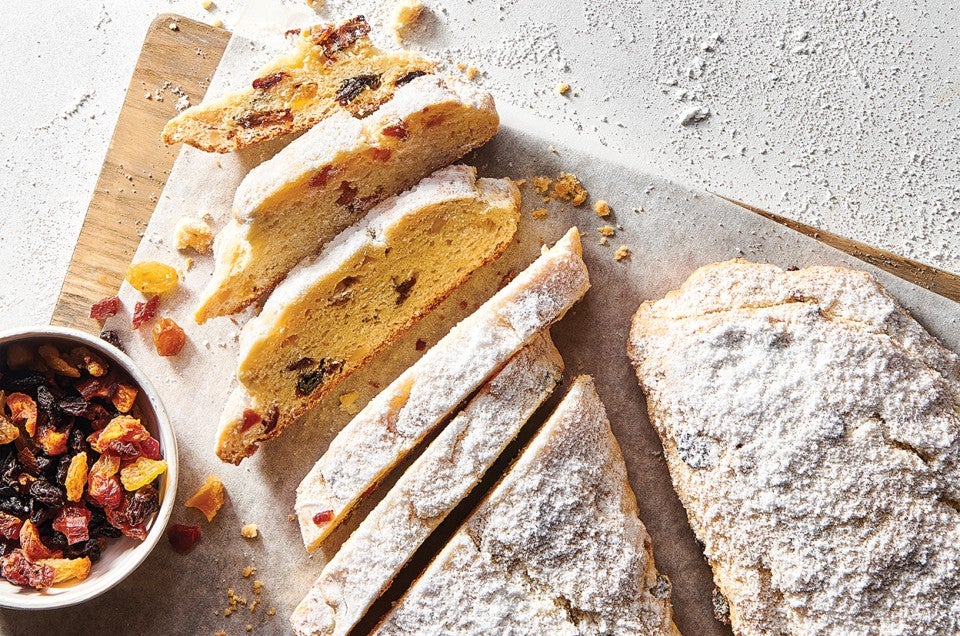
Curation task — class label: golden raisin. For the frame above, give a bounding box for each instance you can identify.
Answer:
[36,557,92,584]
[152,317,186,357]
[111,383,138,413]
[65,452,88,502]
[120,457,168,491]
[125,261,179,294]
[185,476,225,522]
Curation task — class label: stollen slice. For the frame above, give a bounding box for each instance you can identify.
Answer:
[162,16,436,153]
[374,376,680,636]
[290,332,563,636]
[214,165,521,463]
[629,260,960,634]
[296,226,590,550]
[194,74,499,323]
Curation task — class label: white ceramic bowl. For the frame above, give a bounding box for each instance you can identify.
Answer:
[0,326,178,609]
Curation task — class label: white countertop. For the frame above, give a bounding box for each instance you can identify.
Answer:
[1,0,957,331]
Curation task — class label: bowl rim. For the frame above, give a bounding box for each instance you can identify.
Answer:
[0,325,179,610]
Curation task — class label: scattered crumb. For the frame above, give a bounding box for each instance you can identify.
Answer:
[556,82,571,95]
[391,0,424,40]
[512,178,526,187]
[614,245,632,261]
[211,18,223,28]
[183,256,194,272]
[250,599,260,613]
[531,207,549,219]
[456,62,479,80]
[339,391,361,415]
[594,200,611,217]
[306,0,324,8]
[267,608,277,616]
[175,217,214,253]
[215,632,227,636]
[552,173,588,206]
[242,566,256,578]
[185,476,226,522]
[599,236,609,245]
[168,22,179,31]
[598,225,615,237]
[633,206,644,213]
[548,145,557,154]
[253,580,264,595]
[245,625,252,633]
[287,514,296,522]
[679,106,711,126]
[241,524,258,539]
[415,339,427,351]
[531,176,552,194]
[200,0,215,9]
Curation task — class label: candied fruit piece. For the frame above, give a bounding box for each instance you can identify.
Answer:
[89,415,150,453]
[0,511,23,540]
[313,510,334,525]
[1,549,54,589]
[111,383,138,413]
[77,375,118,401]
[120,457,167,491]
[185,476,225,522]
[139,436,162,460]
[35,556,92,584]
[69,346,108,377]
[126,261,179,294]
[152,317,186,357]
[167,524,201,554]
[88,454,123,509]
[6,392,37,437]
[53,504,92,545]
[38,345,81,378]
[65,452,88,502]
[131,295,160,330]
[20,520,62,561]
[90,296,121,320]
[36,422,69,456]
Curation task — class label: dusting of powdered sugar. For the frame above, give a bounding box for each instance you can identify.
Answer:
[629,260,960,634]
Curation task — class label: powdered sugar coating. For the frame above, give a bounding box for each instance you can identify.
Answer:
[290,333,563,636]
[375,376,678,636]
[295,227,589,550]
[629,260,960,634]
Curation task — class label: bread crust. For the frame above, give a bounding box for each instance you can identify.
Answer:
[629,259,960,634]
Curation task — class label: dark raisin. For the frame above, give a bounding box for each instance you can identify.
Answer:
[3,370,45,392]
[394,70,427,87]
[285,357,316,372]
[335,74,381,106]
[252,71,286,90]
[296,370,324,397]
[54,456,72,485]
[99,330,125,352]
[32,454,52,474]
[0,540,12,558]
[17,447,41,476]
[58,395,91,417]
[393,274,418,305]
[45,531,68,550]
[0,495,28,517]
[36,385,58,418]
[68,427,87,454]
[235,109,293,129]
[312,15,370,57]
[125,485,160,526]
[28,480,65,507]
[29,502,56,526]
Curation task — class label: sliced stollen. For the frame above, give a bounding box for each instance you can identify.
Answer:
[296,227,590,550]
[162,16,436,153]
[194,74,499,323]
[628,260,960,634]
[374,376,680,636]
[214,165,521,463]
[290,332,564,636]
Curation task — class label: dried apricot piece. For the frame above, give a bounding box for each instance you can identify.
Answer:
[152,317,187,356]
[36,557,92,584]
[89,415,150,453]
[35,422,68,456]
[120,457,167,491]
[125,261,179,294]
[131,295,160,330]
[111,383,138,413]
[185,476,225,522]
[6,392,37,437]
[65,452,89,502]
[20,520,62,561]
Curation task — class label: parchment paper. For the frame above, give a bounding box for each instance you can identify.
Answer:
[5,27,959,636]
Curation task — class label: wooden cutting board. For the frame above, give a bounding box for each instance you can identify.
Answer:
[50,14,960,333]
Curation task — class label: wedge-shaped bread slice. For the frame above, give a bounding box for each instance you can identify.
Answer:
[162,16,436,153]
[214,165,520,463]
[291,333,564,636]
[194,74,499,324]
[296,227,589,549]
[629,260,960,634]
[374,376,679,635]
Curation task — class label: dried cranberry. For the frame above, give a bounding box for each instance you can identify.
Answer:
[99,330,125,352]
[313,510,334,525]
[90,296,121,320]
[88,472,123,509]
[1,549,54,588]
[139,436,162,461]
[307,166,336,188]
[382,121,409,139]
[167,524,201,554]
[131,295,159,330]
[53,504,92,545]
[312,15,370,57]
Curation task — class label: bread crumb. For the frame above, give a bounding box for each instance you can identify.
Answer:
[614,245,632,261]
[594,200,611,217]
[185,476,225,522]
[512,178,526,187]
[552,173,588,206]
[531,176,552,194]
[531,208,548,220]
[242,565,256,578]
[245,625,252,633]
[241,524,258,539]
[214,631,227,636]
[184,256,194,271]
[599,237,609,246]
[391,0,424,40]
[253,580,264,595]
[250,598,260,613]
[464,66,479,80]
[174,217,214,253]
[200,0,215,9]
[556,82,571,95]
[211,18,223,28]
[168,22,179,31]
[339,391,361,415]
[287,514,296,522]
[267,607,277,616]
[598,225,615,237]
[306,0,324,8]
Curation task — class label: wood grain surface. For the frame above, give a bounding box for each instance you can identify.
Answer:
[50,14,229,333]
[50,13,959,334]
